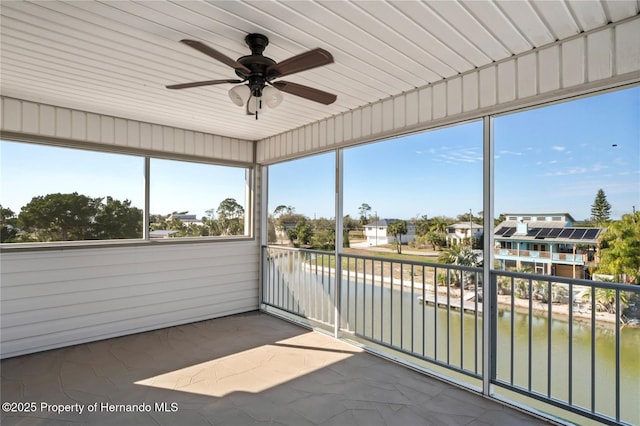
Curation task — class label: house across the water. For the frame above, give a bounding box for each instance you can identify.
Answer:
[493,212,604,279]
[364,219,416,246]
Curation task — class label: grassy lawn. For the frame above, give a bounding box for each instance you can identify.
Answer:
[343,248,439,264]
[308,249,439,268]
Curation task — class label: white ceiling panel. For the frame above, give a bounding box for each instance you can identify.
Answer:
[1,0,637,142]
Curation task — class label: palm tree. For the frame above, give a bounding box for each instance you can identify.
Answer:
[387,220,407,254]
[429,216,449,234]
[438,245,479,266]
[438,246,480,288]
[583,287,629,314]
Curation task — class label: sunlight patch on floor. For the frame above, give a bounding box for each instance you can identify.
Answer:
[135,331,359,397]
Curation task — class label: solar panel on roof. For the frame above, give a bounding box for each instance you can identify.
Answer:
[503,227,516,237]
[495,227,509,235]
[584,229,599,239]
[558,229,573,238]
[527,228,542,236]
[571,229,587,239]
[548,228,562,237]
[536,228,554,238]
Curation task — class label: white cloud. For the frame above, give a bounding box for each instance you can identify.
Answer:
[432,146,482,165]
[551,146,566,151]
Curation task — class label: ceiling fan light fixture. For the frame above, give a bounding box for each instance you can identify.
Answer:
[262,86,283,108]
[247,95,269,116]
[228,84,250,106]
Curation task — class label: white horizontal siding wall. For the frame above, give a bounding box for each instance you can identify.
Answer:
[1,241,260,358]
[257,19,640,164]
[0,97,255,163]
[0,103,261,359]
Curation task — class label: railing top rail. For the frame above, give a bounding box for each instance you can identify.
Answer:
[492,269,639,291]
[265,245,481,272]
[265,245,333,255]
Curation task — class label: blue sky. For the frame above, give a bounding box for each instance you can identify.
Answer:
[0,145,246,219]
[269,86,639,221]
[2,87,638,222]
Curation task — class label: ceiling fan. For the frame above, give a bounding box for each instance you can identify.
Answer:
[166,33,337,119]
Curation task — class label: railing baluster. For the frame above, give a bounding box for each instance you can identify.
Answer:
[615,289,620,423]
[389,262,393,346]
[547,279,552,399]
[568,282,573,406]
[380,260,384,343]
[401,262,404,350]
[460,270,465,370]
[422,265,426,358]
[355,257,359,334]
[446,268,451,365]
[510,276,515,386]
[474,271,478,374]
[411,264,415,354]
[528,277,533,392]
[591,286,596,414]
[363,258,367,338]
[434,266,438,362]
[372,258,375,340]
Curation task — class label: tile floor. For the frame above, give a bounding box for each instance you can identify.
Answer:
[1,311,552,425]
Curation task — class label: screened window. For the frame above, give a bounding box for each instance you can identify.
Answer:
[495,87,639,223]
[343,120,483,250]
[0,140,251,243]
[1,141,144,243]
[149,158,249,238]
[267,152,335,248]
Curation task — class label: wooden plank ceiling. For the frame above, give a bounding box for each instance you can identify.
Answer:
[1,0,638,141]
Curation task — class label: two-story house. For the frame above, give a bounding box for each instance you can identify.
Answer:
[364,219,416,246]
[493,212,603,279]
[446,222,483,246]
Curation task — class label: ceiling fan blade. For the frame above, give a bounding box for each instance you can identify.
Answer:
[180,39,251,74]
[272,81,337,105]
[267,48,333,78]
[166,79,242,90]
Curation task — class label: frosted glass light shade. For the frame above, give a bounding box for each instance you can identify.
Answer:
[247,95,266,114]
[228,85,250,107]
[262,86,283,108]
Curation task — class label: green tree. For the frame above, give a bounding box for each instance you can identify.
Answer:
[273,205,294,217]
[150,214,168,231]
[287,217,313,247]
[217,198,245,235]
[358,203,372,226]
[582,279,629,314]
[167,217,187,236]
[425,231,446,250]
[597,211,640,283]
[590,188,612,224]
[387,220,407,254]
[18,192,101,241]
[429,216,450,234]
[438,245,480,266]
[343,214,358,248]
[0,205,18,242]
[92,197,142,239]
[415,215,430,236]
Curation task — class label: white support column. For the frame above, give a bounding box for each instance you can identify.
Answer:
[334,149,344,339]
[482,115,495,396]
[259,165,269,309]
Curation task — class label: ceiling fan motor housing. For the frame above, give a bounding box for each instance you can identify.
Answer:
[235,34,277,96]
